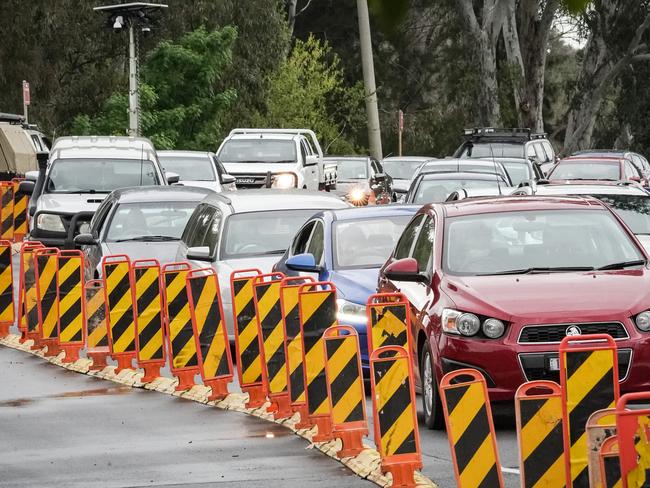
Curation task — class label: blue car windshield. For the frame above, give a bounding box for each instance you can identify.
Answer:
[333,216,412,269]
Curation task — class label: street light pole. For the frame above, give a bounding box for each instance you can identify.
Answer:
[356,0,382,160]
[128,22,138,137]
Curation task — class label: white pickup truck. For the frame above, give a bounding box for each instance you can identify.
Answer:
[216,128,337,191]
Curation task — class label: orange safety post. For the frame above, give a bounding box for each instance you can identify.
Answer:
[230,269,266,408]
[370,346,422,487]
[186,267,233,401]
[0,240,14,337]
[163,262,199,391]
[84,279,110,371]
[56,250,85,362]
[0,181,14,241]
[616,392,650,487]
[323,325,368,458]
[35,247,60,357]
[18,241,44,343]
[11,178,28,242]
[280,275,315,428]
[132,259,166,383]
[366,292,413,355]
[586,408,618,488]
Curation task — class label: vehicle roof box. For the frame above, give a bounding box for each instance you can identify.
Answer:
[0,121,37,175]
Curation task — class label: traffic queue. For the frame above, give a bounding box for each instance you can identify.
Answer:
[2,124,650,487]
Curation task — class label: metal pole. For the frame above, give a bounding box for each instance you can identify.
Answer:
[398,110,403,157]
[356,0,382,160]
[23,103,28,125]
[128,22,139,137]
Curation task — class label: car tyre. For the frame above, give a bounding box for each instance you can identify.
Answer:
[421,342,444,430]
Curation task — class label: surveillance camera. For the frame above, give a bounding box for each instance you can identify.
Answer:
[113,15,124,33]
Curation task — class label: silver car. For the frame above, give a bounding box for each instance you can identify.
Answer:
[176,189,349,337]
[158,150,237,192]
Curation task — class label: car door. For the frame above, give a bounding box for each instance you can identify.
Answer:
[177,203,218,263]
[84,197,115,279]
[301,138,318,190]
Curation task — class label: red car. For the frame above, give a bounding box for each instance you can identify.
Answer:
[378,196,650,429]
[548,156,649,186]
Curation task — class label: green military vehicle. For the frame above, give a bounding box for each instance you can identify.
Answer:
[0,113,49,180]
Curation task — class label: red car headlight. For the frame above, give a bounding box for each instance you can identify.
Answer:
[635,311,650,332]
[442,308,506,339]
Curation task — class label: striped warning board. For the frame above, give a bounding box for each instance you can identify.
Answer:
[370,345,422,485]
[57,251,85,361]
[515,380,566,488]
[187,268,232,400]
[599,436,622,488]
[84,279,110,370]
[103,255,137,370]
[587,408,617,488]
[560,335,619,488]
[35,247,60,354]
[132,260,165,366]
[367,292,412,354]
[0,240,14,336]
[12,178,28,242]
[18,242,44,341]
[0,182,14,240]
[441,368,504,488]
[163,262,198,390]
[616,393,650,488]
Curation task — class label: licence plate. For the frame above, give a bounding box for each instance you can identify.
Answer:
[548,357,560,371]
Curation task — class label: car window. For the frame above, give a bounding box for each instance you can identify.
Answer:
[306,221,325,264]
[31,134,43,152]
[394,214,424,260]
[182,204,217,248]
[91,198,113,236]
[302,138,314,155]
[292,221,316,256]
[412,217,435,272]
[624,161,638,179]
[201,209,223,256]
[526,144,537,159]
[299,141,308,164]
[541,141,554,162]
[106,201,198,242]
[534,143,546,162]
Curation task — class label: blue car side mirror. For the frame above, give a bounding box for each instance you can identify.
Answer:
[286,253,321,272]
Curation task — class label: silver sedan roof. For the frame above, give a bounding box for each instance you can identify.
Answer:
[203,189,349,213]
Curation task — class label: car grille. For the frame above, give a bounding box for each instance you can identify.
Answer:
[231,173,269,189]
[518,322,628,344]
[519,349,632,383]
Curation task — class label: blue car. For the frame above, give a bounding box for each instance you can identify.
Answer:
[273,205,420,372]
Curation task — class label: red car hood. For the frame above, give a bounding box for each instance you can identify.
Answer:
[444,269,650,322]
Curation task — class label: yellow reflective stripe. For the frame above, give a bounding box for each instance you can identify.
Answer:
[521,397,561,459]
[459,436,498,487]
[193,278,216,334]
[383,404,415,456]
[566,350,613,415]
[376,360,406,412]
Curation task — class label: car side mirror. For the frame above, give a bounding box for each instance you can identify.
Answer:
[25,170,39,182]
[221,174,236,185]
[286,253,321,272]
[384,258,428,283]
[166,171,180,184]
[73,233,98,246]
[304,155,318,167]
[186,246,212,262]
[17,180,34,196]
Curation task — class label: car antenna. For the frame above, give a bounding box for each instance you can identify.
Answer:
[489,143,502,195]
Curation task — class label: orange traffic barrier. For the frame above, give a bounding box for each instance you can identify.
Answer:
[57,250,85,362]
[0,239,14,337]
[35,247,60,357]
[586,408,617,488]
[163,262,199,391]
[84,279,110,371]
[616,392,650,487]
[132,259,166,382]
[370,345,422,487]
[186,268,233,401]
[11,178,27,242]
[0,181,14,241]
[599,436,621,488]
[231,269,266,408]
[18,241,44,344]
[323,325,367,458]
[366,292,413,355]
[441,369,504,488]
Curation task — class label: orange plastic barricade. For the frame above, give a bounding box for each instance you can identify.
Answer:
[231,269,266,408]
[84,279,110,371]
[132,259,166,382]
[18,241,44,343]
[186,267,233,400]
[280,275,315,427]
[0,239,14,337]
[441,369,504,488]
[599,436,622,488]
[587,408,618,488]
[35,247,60,357]
[163,262,199,391]
[0,181,14,241]
[560,335,619,488]
[515,381,566,488]
[253,272,291,418]
[11,178,28,242]
[57,250,85,362]
[370,346,422,488]
[616,392,650,487]
[299,281,337,442]
[323,325,367,458]
[103,255,137,372]
[366,293,413,355]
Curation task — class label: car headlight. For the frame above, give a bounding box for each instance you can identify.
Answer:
[482,318,505,339]
[347,187,369,206]
[635,311,650,331]
[442,308,505,339]
[336,299,366,323]
[272,173,298,189]
[36,213,65,232]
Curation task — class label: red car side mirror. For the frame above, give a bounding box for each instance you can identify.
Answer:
[384,258,428,283]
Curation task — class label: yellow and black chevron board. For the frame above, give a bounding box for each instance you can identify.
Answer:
[57,251,85,362]
[441,368,504,488]
[18,241,44,343]
[254,272,293,418]
[366,292,413,355]
[163,262,199,391]
[560,335,619,488]
[587,408,617,488]
[279,276,315,427]
[230,269,266,408]
[12,178,28,242]
[369,345,423,487]
[103,254,137,372]
[84,279,111,371]
[299,281,337,442]
[515,380,566,488]
[0,182,14,241]
[599,436,622,488]
[132,259,166,382]
[323,325,368,458]
[615,392,650,488]
[187,267,233,401]
[0,240,14,337]
[35,247,60,357]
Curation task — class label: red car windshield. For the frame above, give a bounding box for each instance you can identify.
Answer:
[443,209,644,275]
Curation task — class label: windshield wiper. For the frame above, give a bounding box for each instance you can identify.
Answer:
[114,235,178,242]
[261,249,286,255]
[477,266,595,276]
[67,190,110,194]
[597,259,646,270]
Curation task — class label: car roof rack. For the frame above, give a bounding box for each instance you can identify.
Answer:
[0,112,25,124]
[462,127,547,141]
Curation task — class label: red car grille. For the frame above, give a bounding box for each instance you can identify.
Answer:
[518,322,628,344]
